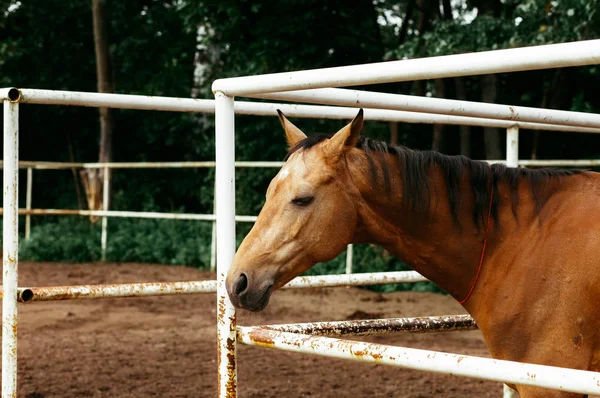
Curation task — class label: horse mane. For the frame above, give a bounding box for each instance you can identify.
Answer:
[286,134,582,227]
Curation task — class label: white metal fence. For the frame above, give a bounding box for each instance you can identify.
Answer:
[1,38,600,398]
[209,38,600,398]
[7,155,598,273]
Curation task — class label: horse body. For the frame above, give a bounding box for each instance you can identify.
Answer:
[352,152,600,397]
[473,175,600,396]
[226,109,600,397]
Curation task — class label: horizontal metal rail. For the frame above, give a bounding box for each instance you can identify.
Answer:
[212,39,600,95]
[1,159,597,171]
[251,88,600,129]
[2,88,600,133]
[262,314,477,336]
[518,159,600,167]
[237,326,600,396]
[17,280,217,302]
[1,271,427,303]
[0,161,286,169]
[1,208,258,223]
[283,270,428,288]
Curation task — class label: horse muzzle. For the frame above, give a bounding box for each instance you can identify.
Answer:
[226,272,274,312]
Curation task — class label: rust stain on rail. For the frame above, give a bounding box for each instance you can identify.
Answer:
[217,336,237,397]
[246,328,276,348]
[244,327,393,365]
[262,315,477,337]
[217,297,237,397]
[225,336,237,396]
[11,315,17,336]
[218,296,226,323]
[351,346,383,362]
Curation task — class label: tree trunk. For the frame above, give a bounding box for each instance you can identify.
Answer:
[416,0,435,34]
[398,0,416,45]
[92,0,113,164]
[473,0,502,16]
[67,132,85,210]
[389,122,399,146]
[84,0,114,222]
[455,77,471,157]
[442,0,453,20]
[411,0,438,145]
[192,24,219,99]
[481,74,502,160]
[531,69,565,160]
[431,78,445,152]
[191,23,220,139]
[475,0,502,160]
[432,0,452,153]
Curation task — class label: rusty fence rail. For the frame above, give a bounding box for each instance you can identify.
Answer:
[237,325,600,396]
[0,270,428,303]
[260,314,478,336]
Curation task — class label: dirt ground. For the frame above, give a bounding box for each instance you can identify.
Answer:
[3,262,503,397]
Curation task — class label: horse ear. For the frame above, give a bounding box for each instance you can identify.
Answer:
[324,109,364,158]
[277,110,307,148]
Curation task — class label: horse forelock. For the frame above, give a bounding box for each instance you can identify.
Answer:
[285,134,582,228]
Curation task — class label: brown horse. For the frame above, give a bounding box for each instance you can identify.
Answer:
[226,109,600,398]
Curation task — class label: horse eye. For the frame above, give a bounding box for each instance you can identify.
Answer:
[291,196,314,206]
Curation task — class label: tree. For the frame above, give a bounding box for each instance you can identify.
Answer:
[80,0,115,222]
[476,0,503,159]
[2,0,600,267]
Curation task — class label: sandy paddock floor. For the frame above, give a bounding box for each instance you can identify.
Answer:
[3,262,503,397]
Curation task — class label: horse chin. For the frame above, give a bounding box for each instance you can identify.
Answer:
[244,285,273,312]
[229,285,273,312]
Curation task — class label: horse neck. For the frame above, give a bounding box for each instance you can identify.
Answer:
[349,151,502,301]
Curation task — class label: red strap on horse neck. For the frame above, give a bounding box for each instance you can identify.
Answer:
[459,166,494,305]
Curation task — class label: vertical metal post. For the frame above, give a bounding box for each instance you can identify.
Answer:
[215,91,237,398]
[345,244,353,274]
[504,126,519,398]
[210,181,217,272]
[3,96,19,398]
[25,167,32,240]
[101,166,109,261]
[506,126,519,168]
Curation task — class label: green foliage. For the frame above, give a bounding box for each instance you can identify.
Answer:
[20,217,214,267]
[20,218,102,263]
[384,0,600,160]
[187,0,384,78]
[388,0,600,60]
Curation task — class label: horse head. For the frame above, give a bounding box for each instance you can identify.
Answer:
[226,109,364,311]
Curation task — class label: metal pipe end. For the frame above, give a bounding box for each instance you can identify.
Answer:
[211,82,222,95]
[7,88,21,103]
[19,289,34,303]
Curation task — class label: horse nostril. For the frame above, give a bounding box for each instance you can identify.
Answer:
[234,273,248,296]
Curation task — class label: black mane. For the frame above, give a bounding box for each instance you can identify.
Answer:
[286,134,582,227]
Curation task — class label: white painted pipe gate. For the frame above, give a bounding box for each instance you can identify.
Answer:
[211,39,600,398]
[1,38,600,398]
